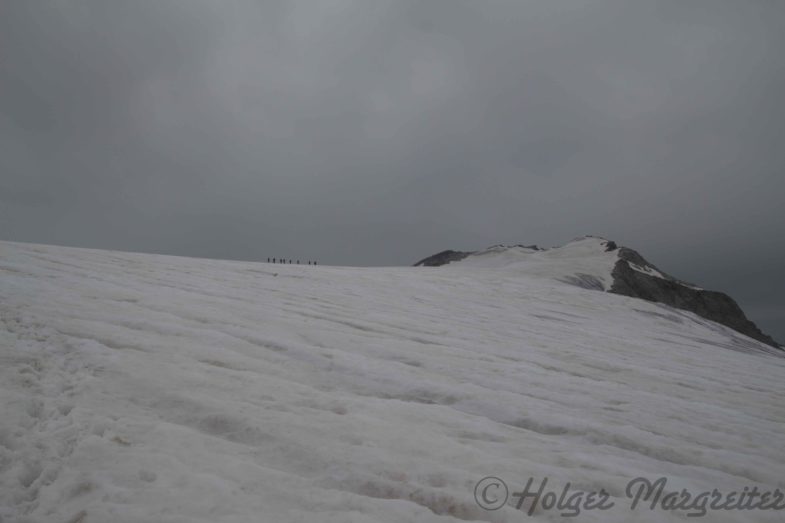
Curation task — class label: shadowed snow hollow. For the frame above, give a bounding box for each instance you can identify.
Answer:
[1,240,784,522]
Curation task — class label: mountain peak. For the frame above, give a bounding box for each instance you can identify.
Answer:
[414,238,780,348]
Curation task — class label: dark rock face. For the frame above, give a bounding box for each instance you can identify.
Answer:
[413,250,474,267]
[610,248,780,348]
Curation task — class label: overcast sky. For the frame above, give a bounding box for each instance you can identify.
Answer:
[1,1,783,341]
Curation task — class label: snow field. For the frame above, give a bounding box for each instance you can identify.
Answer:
[1,240,783,522]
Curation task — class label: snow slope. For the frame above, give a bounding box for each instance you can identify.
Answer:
[1,240,784,522]
[450,237,619,290]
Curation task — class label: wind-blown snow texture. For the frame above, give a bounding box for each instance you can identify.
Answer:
[1,239,784,522]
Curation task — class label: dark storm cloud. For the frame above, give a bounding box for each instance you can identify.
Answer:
[2,1,784,341]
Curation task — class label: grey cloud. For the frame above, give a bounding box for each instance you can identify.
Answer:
[1,0,784,341]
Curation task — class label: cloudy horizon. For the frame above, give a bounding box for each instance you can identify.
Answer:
[2,1,783,341]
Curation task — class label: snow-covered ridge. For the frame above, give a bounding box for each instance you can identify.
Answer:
[419,236,675,287]
[1,240,784,522]
[416,236,779,347]
[449,236,619,289]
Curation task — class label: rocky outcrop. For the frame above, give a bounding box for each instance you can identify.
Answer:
[609,248,779,347]
[413,250,473,267]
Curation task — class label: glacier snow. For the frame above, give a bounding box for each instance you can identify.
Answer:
[1,239,784,522]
